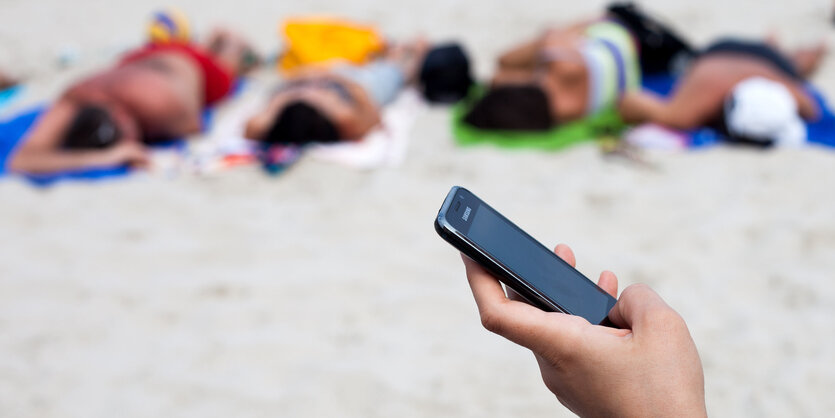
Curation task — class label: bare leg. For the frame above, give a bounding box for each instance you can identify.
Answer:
[205,28,261,76]
[383,37,430,83]
[788,42,827,79]
[766,35,827,79]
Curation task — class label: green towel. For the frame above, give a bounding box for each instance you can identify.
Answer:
[451,86,627,150]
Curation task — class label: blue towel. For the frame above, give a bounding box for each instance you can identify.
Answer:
[642,75,835,148]
[0,85,23,111]
[0,105,213,186]
[0,78,250,186]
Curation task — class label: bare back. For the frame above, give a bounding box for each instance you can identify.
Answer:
[66,52,205,140]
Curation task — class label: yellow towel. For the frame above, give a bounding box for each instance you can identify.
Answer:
[278,17,385,73]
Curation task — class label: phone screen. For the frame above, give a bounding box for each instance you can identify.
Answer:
[465,202,614,322]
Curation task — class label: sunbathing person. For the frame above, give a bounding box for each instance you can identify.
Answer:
[619,38,826,141]
[465,4,827,145]
[244,40,472,145]
[7,28,257,174]
[464,12,643,130]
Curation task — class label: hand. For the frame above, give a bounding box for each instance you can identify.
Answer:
[106,141,150,169]
[617,90,656,125]
[462,244,707,417]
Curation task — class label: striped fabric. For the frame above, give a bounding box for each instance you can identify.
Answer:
[579,20,641,115]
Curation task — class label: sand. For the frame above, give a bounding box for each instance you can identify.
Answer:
[1,0,834,417]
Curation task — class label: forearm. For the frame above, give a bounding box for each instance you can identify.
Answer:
[618,91,664,125]
[340,109,380,140]
[618,91,704,130]
[244,117,267,140]
[498,38,545,70]
[359,111,382,138]
[8,149,119,174]
[333,77,383,138]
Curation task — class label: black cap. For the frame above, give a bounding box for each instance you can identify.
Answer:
[419,43,474,104]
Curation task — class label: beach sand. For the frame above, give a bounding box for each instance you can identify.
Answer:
[1,0,834,416]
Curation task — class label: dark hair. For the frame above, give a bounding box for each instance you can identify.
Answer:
[262,101,340,145]
[463,85,553,131]
[419,43,474,104]
[61,105,122,149]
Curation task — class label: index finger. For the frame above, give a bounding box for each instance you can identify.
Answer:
[461,254,586,356]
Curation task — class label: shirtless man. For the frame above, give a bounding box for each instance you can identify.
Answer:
[8,29,256,174]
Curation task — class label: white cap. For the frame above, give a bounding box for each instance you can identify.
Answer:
[724,77,806,147]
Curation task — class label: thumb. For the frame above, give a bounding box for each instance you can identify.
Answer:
[606,284,681,337]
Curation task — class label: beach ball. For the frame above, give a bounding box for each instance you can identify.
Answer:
[147,9,191,44]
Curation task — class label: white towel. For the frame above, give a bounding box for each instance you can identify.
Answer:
[307,88,425,169]
[180,85,425,174]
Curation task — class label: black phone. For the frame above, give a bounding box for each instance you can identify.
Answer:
[434,186,617,326]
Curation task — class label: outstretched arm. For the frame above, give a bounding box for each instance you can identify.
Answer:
[498,37,546,71]
[290,69,383,134]
[619,84,818,130]
[620,59,822,130]
[7,100,148,174]
[498,21,591,71]
[618,88,719,130]
[323,73,381,139]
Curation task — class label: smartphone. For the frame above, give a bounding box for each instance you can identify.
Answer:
[435,186,616,326]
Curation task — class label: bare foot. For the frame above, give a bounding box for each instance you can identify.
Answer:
[790,40,828,79]
[764,31,779,48]
[764,34,827,79]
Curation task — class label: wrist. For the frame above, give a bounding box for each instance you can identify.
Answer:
[93,147,125,167]
[653,393,706,418]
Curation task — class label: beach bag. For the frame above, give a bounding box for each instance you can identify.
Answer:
[607,2,695,75]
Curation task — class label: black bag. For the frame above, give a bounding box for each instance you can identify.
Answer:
[607,2,695,75]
